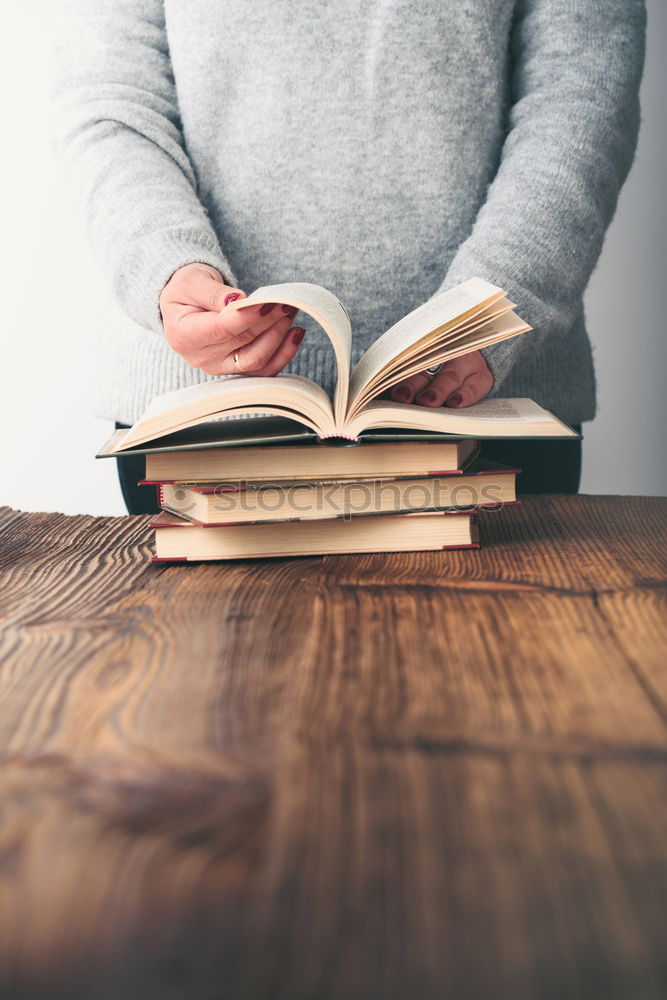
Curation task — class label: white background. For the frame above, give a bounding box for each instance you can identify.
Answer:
[1,3,665,516]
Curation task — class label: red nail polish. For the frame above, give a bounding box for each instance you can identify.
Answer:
[418,390,437,404]
[448,393,463,406]
[260,303,276,316]
[292,327,305,345]
[224,292,242,306]
[282,304,298,318]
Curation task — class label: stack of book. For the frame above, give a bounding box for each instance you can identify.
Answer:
[143,433,519,561]
[99,279,576,561]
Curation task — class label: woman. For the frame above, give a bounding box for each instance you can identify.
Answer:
[53,0,645,512]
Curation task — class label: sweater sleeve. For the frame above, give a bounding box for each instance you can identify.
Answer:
[52,0,237,332]
[436,0,646,391]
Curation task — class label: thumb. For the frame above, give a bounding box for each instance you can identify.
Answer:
[169,263,247,313]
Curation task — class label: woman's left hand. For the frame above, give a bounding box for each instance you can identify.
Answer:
[388,350,493,408]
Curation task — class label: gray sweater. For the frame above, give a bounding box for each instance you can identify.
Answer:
[53,0,645,426]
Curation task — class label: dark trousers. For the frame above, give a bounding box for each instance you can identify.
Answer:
[115,424,160,515]
[481,426,582,495]
[114,422,583,516]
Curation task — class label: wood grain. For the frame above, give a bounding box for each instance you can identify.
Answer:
[0,497,666,999]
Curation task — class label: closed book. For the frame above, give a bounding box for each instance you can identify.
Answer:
[157,459,518,526]
[137,435,479,484]
[150,510,479,562]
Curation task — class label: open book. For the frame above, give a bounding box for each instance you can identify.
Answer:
[111,279,575,451]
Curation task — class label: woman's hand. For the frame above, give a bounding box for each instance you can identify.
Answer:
[159,263,305,375]
[388,350,493,408]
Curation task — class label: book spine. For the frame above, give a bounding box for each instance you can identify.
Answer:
[317,433,359,442]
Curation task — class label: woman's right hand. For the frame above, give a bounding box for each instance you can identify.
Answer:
[159,263,305,375]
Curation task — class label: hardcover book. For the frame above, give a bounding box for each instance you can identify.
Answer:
[133,434,480,484]
[150,509,479,561]
[156,459,518,526]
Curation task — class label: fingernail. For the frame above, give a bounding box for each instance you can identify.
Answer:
[417,390,437,404]
[224,292,242,306]
[448,393,463,406]
[392,386,411,401]
[282,304,298,318]
[260,303,276,316]
[292,327,305,345]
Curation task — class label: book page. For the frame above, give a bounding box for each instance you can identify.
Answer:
[365,297,517,379]
[113,374,337,450]
[354,311,530,409]
[347,278,505,417]
[125,377,248,422]
[345,397,578,439]
[226,282,352,426]
[433,398,552,421]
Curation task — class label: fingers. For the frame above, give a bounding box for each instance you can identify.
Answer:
[167,308,253,359]
[414,362,466,406]
[233,307,300,371]
[174,303,297,362]
[412,353,493,407]
[252,326,306,376]
[207,301,286,344]
[189,310,304,375]
[389,372,431,403]
[389,353,494,408]
[446,369,494,407]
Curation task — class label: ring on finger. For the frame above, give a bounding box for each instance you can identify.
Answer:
[425,363,443,376]
[233,350,244,373]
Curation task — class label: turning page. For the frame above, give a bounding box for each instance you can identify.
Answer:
[226,282,352,426]
[346,278,507,417]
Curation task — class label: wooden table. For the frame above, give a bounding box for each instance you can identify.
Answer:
[0,496,666,999]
